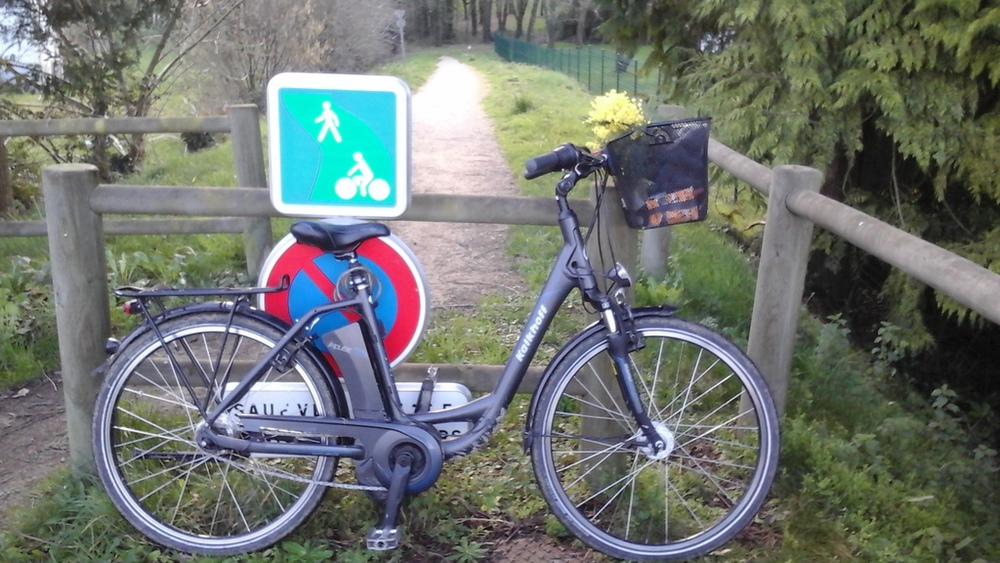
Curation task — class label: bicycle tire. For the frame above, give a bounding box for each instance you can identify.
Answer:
[93,311,345,556]
[530,314,779,561]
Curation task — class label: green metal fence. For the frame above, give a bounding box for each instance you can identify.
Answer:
[493,33,661,100]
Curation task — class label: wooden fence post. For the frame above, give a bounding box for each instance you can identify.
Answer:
[588,182,638,291]
[0,137,12,213]
[746,165,823,416]
[580,180,638,480]
[42,164,110,476]
[228,104,273,277]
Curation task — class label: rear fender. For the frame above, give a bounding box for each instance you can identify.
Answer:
[99,301,348,415]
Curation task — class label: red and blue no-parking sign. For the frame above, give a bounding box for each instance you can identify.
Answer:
[258,219,430,368]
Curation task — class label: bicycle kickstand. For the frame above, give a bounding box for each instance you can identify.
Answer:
[366,452,412,550]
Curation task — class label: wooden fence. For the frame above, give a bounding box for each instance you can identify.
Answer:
[5,107,1000,475]
[0,105,274,274]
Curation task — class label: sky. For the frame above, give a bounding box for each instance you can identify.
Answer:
[1,9,42,66]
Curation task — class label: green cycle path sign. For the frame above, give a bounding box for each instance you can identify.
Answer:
[266,73,411,218]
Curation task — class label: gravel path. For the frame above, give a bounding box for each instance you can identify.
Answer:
[390,55,525,310]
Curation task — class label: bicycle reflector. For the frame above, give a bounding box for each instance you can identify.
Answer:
[122,300,141,315]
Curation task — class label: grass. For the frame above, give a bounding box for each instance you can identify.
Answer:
[2,45,999,562]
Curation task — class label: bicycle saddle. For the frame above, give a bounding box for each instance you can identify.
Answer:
[290,220,390,255]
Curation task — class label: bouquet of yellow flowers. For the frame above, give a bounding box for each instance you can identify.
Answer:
[584,90,647,150]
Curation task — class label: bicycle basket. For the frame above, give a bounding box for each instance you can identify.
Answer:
[604,117,711,229]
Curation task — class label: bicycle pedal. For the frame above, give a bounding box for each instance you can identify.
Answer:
[366,527,400,550]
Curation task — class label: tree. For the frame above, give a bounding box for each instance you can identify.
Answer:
[0,0,241,177]
[479,0,493,41]
[0,139,11,214]
[191,1,395,110]
[575,0,593,45]
[466,0,479,38]
[511,0,529,38]
[539,0,602,45]
[495,0,509,34]
[407,0,456,45]
[526,0,542,41]
[599,0,1000,391]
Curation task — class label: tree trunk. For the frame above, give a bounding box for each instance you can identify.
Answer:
[513,0,528,38]
[479,0,493,42]
[433,0,444,46]
[575,0,589,45]
[543,0,557,46]
[442,0,455,42]
[526,0,540,42]
[469,0,479,38]
[495,0,507,34]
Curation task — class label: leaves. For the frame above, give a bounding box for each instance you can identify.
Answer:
[599,0,1000,334]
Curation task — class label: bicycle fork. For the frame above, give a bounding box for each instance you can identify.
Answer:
[599,294,668,456]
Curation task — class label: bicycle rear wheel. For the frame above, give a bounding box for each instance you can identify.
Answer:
[530,314,779,561]
[93,311,344,556]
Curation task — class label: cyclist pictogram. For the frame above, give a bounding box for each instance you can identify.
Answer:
[335,152,391,201]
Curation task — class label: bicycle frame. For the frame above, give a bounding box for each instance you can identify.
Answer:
[95,122,780,560]
[179,168,661,463]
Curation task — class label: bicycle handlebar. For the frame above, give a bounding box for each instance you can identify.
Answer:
[523,143,591,180]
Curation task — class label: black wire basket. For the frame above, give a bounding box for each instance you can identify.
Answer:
[603,117,711,229]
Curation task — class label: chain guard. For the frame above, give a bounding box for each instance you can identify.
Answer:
[203,414,444,494]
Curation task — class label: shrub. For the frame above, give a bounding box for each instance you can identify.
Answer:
[0,256,56,386]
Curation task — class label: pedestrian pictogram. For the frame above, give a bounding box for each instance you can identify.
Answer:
[315,101,343,143]
[266,73,411,218]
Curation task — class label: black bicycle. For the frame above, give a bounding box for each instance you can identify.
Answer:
[92,118,779,561]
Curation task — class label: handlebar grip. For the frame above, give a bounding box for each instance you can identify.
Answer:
[523,143,582,180]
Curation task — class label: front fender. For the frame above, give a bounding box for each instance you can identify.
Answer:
[522,306,677,453]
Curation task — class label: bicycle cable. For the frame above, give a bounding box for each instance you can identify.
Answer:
[575,169,612,315]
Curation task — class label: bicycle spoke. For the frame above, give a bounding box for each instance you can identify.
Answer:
[134,454,213,502]
[624,453,641,540]
[579,362,635,431]
[218,461,253,534]
[112,423,193,455]
[533,319,779,560]
[95,313,341,554]
[559,443,635,493]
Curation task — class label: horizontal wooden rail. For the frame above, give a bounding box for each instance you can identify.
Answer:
[394,363,544,394]
[0,116,233,136]
[89,186,595,226]
[708,138,773,196]
[124,361,547,396]
[0,105,272,269]
[0,217,248,237]
[787,189,1000,326]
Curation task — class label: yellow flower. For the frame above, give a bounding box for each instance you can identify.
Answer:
[584,90,647,148]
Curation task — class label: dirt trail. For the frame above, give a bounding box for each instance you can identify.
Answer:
[0,373,69,525]
[0,56,527,528]
[391,55,525,309]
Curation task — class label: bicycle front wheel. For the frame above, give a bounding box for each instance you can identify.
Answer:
[93,311,344,556]
[531,314,779,561]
